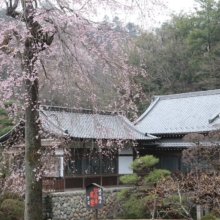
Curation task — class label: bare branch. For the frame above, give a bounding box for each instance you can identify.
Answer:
[0,35,13,54]
[5,0,20,18]
[40,59,49,80]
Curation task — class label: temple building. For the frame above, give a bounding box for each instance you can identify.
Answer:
[1,89,220,190]
[135,89,220,172]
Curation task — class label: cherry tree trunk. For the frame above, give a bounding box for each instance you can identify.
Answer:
[24,78,42,220]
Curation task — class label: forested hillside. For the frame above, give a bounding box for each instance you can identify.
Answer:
[130,0,220,113]
[1,0,220,123]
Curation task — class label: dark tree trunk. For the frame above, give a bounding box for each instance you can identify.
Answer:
[24,78,42,220]
[3,2,54,219]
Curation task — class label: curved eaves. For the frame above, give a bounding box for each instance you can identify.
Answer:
[0,121,23,143]
[119,115,159,140]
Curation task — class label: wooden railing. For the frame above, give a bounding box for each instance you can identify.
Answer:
[42,177,64,192]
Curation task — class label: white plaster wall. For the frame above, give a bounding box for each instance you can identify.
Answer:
[55,148,64,155]
[119,156,133,174]
[59,157,64,177]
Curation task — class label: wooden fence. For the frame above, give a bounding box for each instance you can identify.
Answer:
[42,177,64,192]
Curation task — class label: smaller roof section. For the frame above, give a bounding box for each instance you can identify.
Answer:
[40,106,157,140]
[135,89,220,135]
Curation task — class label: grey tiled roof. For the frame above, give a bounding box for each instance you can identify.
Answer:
[158,139,196,148]
[40,106,157,140]
[135,89,220,135]
[158,139,220,148]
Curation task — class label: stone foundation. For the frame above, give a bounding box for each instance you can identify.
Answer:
[43,187,127,220]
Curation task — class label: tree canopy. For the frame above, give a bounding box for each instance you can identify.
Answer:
[0,0,165,219]
[127,0,220,113]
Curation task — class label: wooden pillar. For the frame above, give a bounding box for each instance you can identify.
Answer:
[196,205,203,220]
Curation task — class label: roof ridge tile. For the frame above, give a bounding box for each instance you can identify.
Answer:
[154,89,220,100]
[41,105,124,116]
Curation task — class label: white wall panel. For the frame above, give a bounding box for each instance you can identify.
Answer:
[55,148,64,155]
[119,156,133,174]
[60,157,64,177]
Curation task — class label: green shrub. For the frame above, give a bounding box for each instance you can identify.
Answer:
[0,108,7,115]
[118,155,172,218]
[119,173,139,185]
[0,191,23,204]
[0,199,24,220]
[0,211,5,219]
[117,188,131,200]
[0,100,21,137]
[3,100,16,107]
[144,169,170,183]
[0,126,13,137]
[0,117,13,126]
[129,155,159,171]
[121,193,151,218]
[201,213,215,220]
[210,209,220,218]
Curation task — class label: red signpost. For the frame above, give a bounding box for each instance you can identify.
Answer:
[86,183,103,219]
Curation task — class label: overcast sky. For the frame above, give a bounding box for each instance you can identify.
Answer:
[150,0,198,27]
[109,0,199,29]
[167,0,196,13]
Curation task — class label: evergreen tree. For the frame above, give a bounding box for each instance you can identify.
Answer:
[117,155,170,218]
